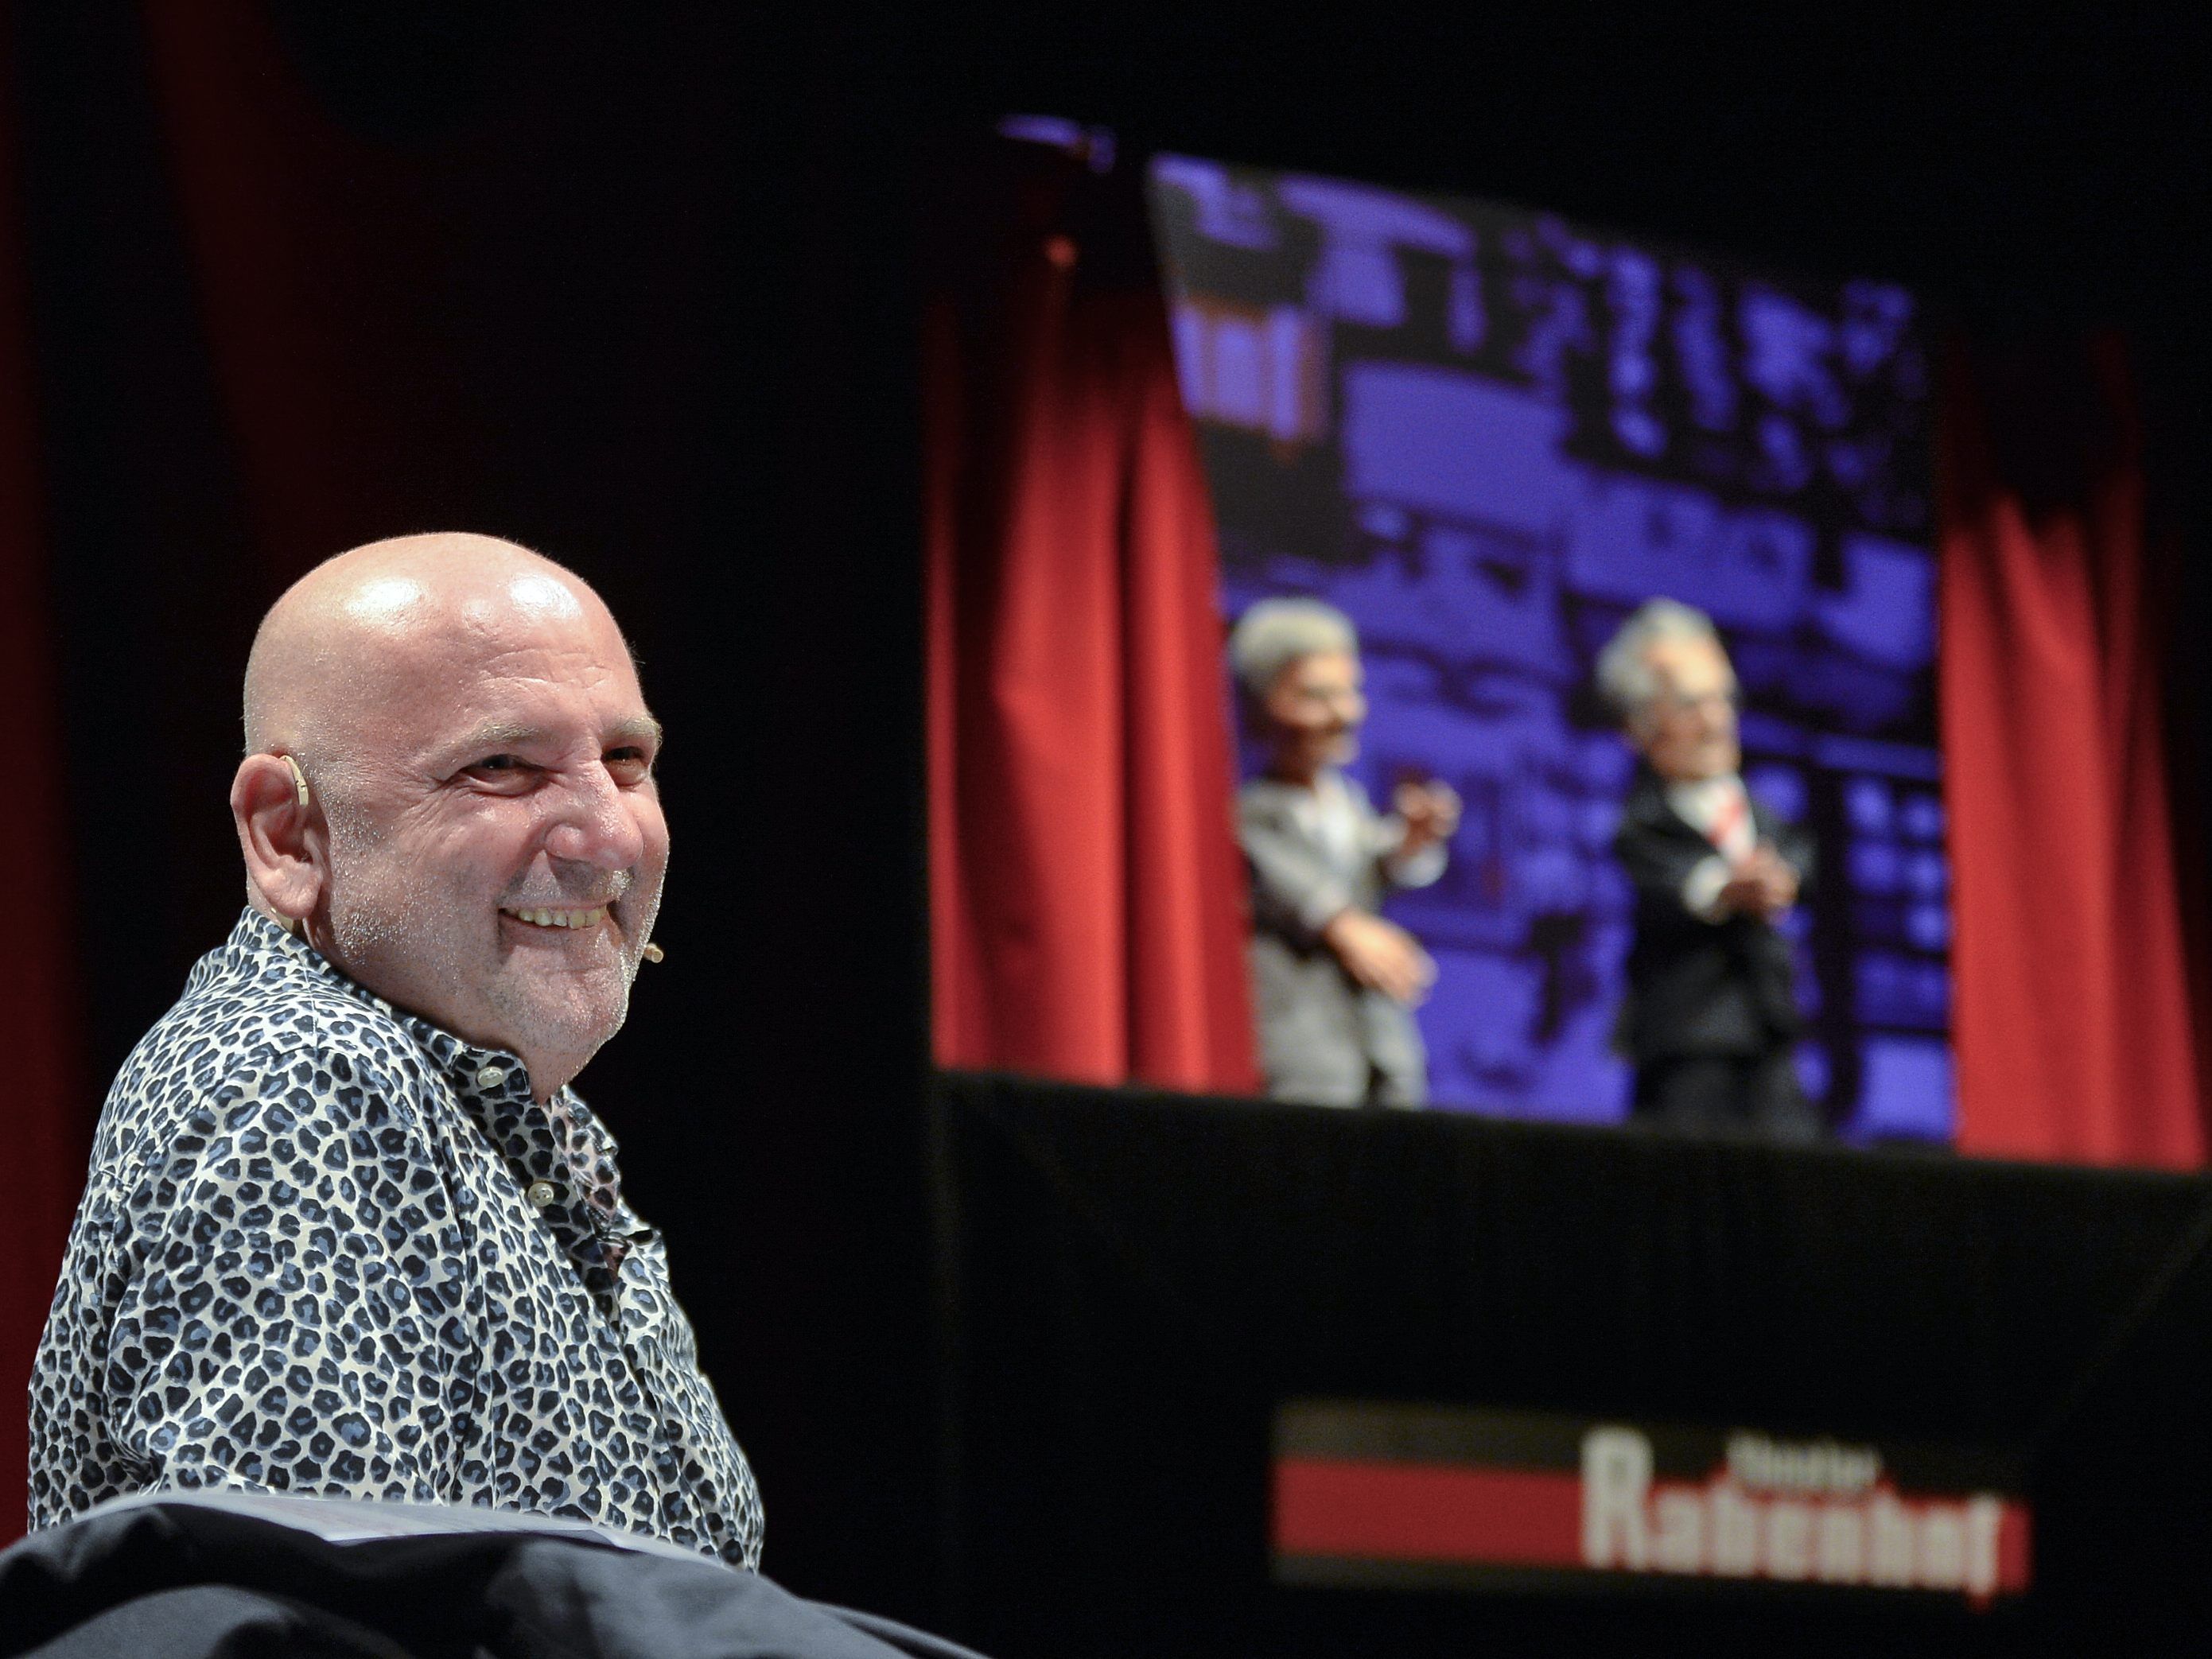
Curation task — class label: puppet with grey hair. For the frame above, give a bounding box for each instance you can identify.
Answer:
[1600,598,1821,1138]
[1229,598,1460,1106]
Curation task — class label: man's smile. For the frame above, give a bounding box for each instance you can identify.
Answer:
[499,904,611,931]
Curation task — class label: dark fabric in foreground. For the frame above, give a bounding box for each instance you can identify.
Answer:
[0,1495,986,1659]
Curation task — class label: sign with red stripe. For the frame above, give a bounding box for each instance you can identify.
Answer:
[1273,1401,2030,1605]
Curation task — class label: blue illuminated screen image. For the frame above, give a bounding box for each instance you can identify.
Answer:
[1149,157,1950,1142]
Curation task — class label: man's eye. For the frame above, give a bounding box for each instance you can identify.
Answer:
[462,756,534,784]
[605,747,654,779]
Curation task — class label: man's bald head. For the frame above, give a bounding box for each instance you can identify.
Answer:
[243,533,621,765]
[231,531,667,1101]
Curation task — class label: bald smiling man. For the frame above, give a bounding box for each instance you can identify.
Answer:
[28,534,764,1566]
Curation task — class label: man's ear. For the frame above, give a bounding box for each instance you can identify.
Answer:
[231,753,325,926]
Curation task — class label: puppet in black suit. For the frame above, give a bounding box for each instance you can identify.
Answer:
[1598,600,1822,1140]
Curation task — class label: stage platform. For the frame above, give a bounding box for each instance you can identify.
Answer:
[930,1070,2212,1656]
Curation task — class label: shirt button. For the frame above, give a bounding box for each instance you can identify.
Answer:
[476,1064,507,1089]
[526,1180,557,1209]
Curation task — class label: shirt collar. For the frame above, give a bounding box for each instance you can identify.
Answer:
[225,907,634,1237]
[226,905,555,1119]
[1664,772,1744,833]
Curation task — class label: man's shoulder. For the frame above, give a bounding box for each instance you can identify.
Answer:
[1238,776,1296,829]
[1242,771,1374,820]
[1612,783,1677,847]
[102,932,446,1158]
[1746,789,1804,833]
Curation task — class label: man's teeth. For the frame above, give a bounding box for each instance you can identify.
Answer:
[503,907,608,929]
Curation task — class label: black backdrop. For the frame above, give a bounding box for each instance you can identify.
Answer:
[10,2,936,1617]
[7,3,2210,1638]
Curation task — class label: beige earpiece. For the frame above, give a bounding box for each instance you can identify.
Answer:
[642,942,665,964]
[281,754,310,809]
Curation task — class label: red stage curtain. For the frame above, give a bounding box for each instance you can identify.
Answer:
[141,0,451,576]
[925,142,1258,1094]
[0,2,88,1544]
[1941,337,2206,1166]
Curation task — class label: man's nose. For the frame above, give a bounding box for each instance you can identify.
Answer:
[542,767,647,868]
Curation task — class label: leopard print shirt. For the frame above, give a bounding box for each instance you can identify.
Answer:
[28,909,764,1568]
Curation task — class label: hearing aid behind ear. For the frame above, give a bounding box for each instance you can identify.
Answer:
[282,754,310,808]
